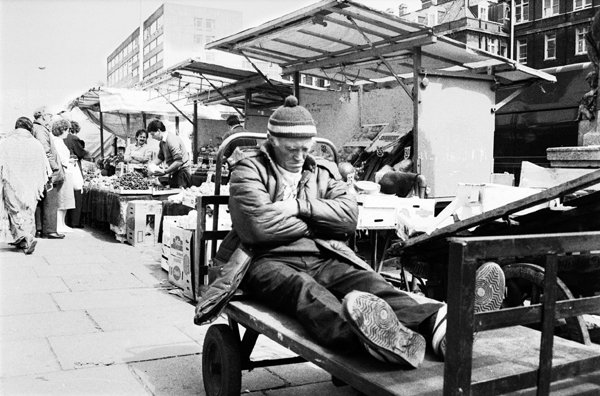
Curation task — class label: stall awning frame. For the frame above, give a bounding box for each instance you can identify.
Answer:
[206,0,556,87]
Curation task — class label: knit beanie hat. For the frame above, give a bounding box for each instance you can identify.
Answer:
[268,96,316,138]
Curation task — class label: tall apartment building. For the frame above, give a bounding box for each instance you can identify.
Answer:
[106,3,245,88]
[512,0,597,68]
[400,0,510,56]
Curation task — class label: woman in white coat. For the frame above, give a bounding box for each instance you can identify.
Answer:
[50,119,75,233]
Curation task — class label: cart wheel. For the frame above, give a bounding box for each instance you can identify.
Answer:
[202,324,242,396]
[502,263,591,345]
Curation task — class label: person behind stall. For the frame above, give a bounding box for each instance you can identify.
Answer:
[51,119,76,234]
[64,120,88,228]
[0,117,50,254]
[195,96,506,368]
[124,129,153,165]
[220,114,257,159]
[147,119,191,188]
[32,107,64,239]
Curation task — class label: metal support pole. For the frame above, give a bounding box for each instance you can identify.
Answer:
[244,91,251,128]
[510,0,515,60]
[99,111,105,159]
[413,47,421,174]
[293,71,301,102]
[193,100,198,164]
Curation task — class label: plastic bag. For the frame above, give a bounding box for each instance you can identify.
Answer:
[72,161,84,190]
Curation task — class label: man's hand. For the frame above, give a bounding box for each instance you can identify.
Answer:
[151,169,165,176]
[272,199,299,218]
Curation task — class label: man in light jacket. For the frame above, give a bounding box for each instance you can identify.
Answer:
[31,107,64,239]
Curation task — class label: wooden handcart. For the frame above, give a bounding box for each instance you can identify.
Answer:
[193,134,600,395]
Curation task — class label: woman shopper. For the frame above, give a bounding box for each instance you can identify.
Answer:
[51,119,75,234]
[64,120,88,228]
[0,117,50,254]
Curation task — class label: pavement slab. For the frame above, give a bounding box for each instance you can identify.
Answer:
[0,292,60,316]
[0,310,100,341]
[43,253,112,266]
[60,272,149,292]
[261,381,362,395]
[0,364,149,395]
[51,288,178,311]
[49,326,201,370]
[34,262,110,278]
[86,303,195,332]
[1,275,68,294]
[0,338,61,377]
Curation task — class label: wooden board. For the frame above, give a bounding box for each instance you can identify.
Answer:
[396,168,600,251]
[226,300,600,396]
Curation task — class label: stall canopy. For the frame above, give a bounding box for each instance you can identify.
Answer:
[68,86,232,158]
[189,74,329,109]
[206,0,555,88]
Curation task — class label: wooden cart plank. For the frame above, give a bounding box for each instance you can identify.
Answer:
[395,168,600,251]
[225,300,600,396]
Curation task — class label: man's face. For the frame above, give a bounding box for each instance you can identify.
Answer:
[136,133,148,145]
[149,130,161,141]
[270,136,314,173]
[42,112,53,125]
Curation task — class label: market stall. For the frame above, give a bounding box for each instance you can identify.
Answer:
[206,0,555,199]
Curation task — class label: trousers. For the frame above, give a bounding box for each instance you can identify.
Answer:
[66,189,82,227]
[35,184,60,233]
[169,168,191,188]
[241,252,443,349]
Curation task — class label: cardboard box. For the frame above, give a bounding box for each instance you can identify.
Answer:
[357,194,399,229]
[161,215,184,271]
[168,227,195,300]
[126,200,163,247]
[161,215,195,271]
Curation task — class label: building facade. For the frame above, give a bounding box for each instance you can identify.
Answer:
[512,0,597,68]
[106,3,245,88]
[401,0,510,57]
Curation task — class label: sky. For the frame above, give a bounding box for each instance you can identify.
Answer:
[0,0,421,132]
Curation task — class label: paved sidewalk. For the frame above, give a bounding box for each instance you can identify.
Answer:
[0,227,359,395]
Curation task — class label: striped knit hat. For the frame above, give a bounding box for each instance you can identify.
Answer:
[268,96,316,138]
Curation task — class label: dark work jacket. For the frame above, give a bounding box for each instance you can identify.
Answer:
[194,142,371,325]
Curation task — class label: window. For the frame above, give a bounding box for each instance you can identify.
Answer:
[194,17,203,30]
[206,19,215,30]
[427,13,436,26]
[576,27,589,55]
[544,33,556,59]
[194,34,203,44]
[515,0,529,23]
[517,39,527,63]
[206,35,215,44]
[487,37,497,54]
[479,4,488,20]
[437,10,445,22]
[543,0,559,17]
[418,15,426,24]
[573,0,592,10]
[500,43,508,57]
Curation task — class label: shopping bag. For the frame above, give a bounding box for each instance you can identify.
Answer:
[72,161,84,190]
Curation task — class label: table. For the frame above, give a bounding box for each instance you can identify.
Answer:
[82,188,183,241]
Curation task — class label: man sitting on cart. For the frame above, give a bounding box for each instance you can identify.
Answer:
[195,96,505,368]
